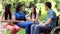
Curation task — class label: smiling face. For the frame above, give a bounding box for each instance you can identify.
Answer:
[9,6,12,11]
[31,7,34,13]
[19,6,23,11]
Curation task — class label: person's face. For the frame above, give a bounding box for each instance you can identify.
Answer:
[31,7,34,13]
[19,6,23,11]
[9,6,12,11]
[45,5,48,11]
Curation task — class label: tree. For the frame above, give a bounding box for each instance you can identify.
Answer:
[55,0,60,11]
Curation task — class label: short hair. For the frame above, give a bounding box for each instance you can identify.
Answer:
[45,2,52,9]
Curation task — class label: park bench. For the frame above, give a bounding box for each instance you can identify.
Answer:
[41,15,60,34]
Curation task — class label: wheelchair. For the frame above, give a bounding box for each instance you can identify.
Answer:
[41,15,60,34]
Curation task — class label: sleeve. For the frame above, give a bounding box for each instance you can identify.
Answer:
[48,11,55,19]
[13,12,17,17]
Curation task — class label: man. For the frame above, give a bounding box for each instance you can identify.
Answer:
[31,2,57,34]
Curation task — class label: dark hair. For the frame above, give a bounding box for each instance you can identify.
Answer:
[45,2,52,9]
[4,4,12,20]
[16,4,23,12]
[30,6,36,19]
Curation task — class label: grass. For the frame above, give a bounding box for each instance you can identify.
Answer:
[6,29,25,34]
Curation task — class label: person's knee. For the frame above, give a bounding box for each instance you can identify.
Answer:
[31,24,35,28]
[35,25,39,30]
[26,21,32,25]
[16,27,20,31]
[9,27,15,31]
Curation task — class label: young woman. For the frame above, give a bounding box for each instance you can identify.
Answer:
[1,4,20,34]
[26,6,38,23]
[13,4,32,34]
[26,6,39,34]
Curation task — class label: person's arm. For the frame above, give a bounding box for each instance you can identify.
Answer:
[12,15,24,22]
[0,17,11,22]
[1,10,5,19]
[34,14,39,21]
[32,13,39,22]
[43,11,55,26]
[0,10,7,22]
[0,15,23,23]
[43,18,52,26]
[26,13,32,21]
[0,18,23,23]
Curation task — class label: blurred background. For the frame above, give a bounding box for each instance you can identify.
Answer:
[0,0,60,34]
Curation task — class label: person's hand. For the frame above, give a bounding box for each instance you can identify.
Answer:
[32,19,36,23]
[42,24,46,26]
[43,22,45,23]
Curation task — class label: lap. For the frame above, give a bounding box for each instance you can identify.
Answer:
[31,23,38,28]
[35,25,52,30]
[6,25,15,30]
[5,24,20,30]
[16,21,32,28]
[14,24,20,29]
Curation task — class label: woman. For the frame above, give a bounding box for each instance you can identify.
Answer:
[26,6,39,34]
[13,4,32,34]
[2,4,20,34]
[26,6,38,23]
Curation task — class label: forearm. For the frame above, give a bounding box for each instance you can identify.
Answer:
[43,22,50,26]
[43,18,52,26]
[0,20,11,22]
[11,20,24,22]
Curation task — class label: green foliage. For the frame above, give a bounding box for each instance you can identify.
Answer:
[1,0,60,21]
[0,0,60,34]
[34,0,38,4]
[23,11,29,15]
[38,8,41,16]
[55,0,60,11]
[39,0,46,3]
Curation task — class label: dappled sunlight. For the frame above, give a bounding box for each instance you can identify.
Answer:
[0,0,60,34]
[0,3,3,11]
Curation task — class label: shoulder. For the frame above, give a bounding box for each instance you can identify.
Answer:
[14,12,17,15]
[48,9,56,15]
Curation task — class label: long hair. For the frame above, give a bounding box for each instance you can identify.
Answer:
[4,4,12,20]
[30,7,36,19]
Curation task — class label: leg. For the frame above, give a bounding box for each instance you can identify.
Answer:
[25,21,32,34]
[25,25,30,34]
[16,21,32,34]
[6,25,16,34]
[3,23,8,29]
[14,24,20,33]
[34,25,51,34]
[31,24,38,34]
[34,25,40,34]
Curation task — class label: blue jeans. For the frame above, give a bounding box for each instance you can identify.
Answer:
[31,24,52,34]
[31,23,38,34]
[16,21,32,34]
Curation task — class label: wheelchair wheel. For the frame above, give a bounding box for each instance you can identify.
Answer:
[50,26,60,34]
